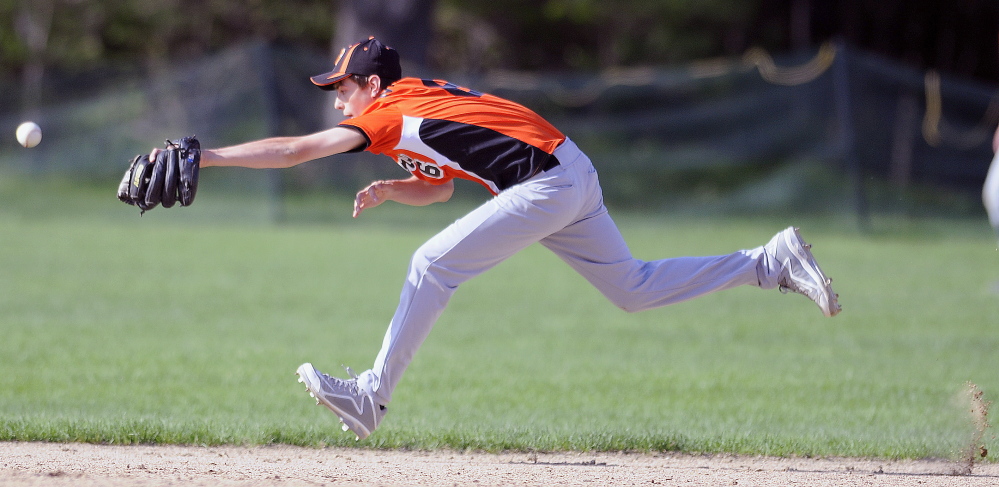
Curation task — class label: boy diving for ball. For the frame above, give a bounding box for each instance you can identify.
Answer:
[138,37,841,440]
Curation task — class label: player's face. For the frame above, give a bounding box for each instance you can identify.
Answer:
[334,78,377,118]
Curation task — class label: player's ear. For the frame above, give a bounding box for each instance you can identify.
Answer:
[367,75,383,95]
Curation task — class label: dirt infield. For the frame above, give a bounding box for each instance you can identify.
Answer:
[1,442,997,486]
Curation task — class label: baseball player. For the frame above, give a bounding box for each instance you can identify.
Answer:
[987,36,999,242]
[149,37,841,440]
[986,124,999,240]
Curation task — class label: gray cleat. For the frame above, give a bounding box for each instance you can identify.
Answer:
[296,362,386,440]
[766,226,841,317]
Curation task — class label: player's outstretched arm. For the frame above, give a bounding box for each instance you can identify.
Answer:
[192,126,368,169]
[353,177,454,218]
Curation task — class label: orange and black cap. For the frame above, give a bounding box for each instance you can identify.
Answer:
[311,37,402,89]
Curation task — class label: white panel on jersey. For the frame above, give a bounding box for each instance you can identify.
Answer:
[394,115,500,194]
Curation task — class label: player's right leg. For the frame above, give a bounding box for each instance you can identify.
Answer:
[536,153,839,317]
[540,210,765,312]
[542,219,840,317]
[762,226,841,317]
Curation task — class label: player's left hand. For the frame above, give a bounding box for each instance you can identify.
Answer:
[117,136,200,214]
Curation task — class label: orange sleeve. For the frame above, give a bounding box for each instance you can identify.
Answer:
[338,105,402,156]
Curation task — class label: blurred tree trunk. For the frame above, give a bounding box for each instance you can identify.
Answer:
[789,0,810,51]
[325,0,437,187]
[333,0,435,71]
[323,0,436,127]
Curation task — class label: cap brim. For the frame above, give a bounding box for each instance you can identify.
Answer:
[310,71,351,87]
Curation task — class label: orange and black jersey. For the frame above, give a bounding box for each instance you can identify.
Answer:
[339,78,566,194]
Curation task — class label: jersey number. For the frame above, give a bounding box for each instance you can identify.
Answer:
[398,153,443,179]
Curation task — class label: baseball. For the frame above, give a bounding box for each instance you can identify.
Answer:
[16,122,42,148]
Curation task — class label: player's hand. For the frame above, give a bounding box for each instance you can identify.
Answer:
[353,180,388,218]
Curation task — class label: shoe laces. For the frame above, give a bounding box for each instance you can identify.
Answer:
[342,365,358,379]
[779,282,808,297]
[316,367,359,395]
[342,365,386,413]
[777,268,814,299]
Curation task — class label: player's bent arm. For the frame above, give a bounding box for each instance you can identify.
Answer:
[378,177,454,206]
[353,177,454,218]
[200,127,367,169]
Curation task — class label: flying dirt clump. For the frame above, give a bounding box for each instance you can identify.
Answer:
[953,381,992,476]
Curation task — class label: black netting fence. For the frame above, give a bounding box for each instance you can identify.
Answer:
[1,41,996,221]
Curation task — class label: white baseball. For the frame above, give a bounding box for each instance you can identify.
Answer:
[16,122,42,148]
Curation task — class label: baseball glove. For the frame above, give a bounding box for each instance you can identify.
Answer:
[117,136,200,214]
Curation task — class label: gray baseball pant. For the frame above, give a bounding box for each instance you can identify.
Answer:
[984,151,999,236]
[357,139,782,404]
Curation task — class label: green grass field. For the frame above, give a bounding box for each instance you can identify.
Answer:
[1,175,997,460]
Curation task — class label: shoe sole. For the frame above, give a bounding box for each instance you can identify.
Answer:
[295,363,373,440]
[784,227,841,317]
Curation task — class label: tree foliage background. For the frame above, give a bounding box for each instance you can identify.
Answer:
[2,0,998,83]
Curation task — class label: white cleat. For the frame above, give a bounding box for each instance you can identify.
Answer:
[294,363,387,440]
[765,226,842,317]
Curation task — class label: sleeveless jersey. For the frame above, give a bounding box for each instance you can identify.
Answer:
[339,78,566,194]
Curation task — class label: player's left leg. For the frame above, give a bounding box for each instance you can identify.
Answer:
[296,362,385,441]
[298,146,594,439]
[343,153,590,412]
[298,182,576,438]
